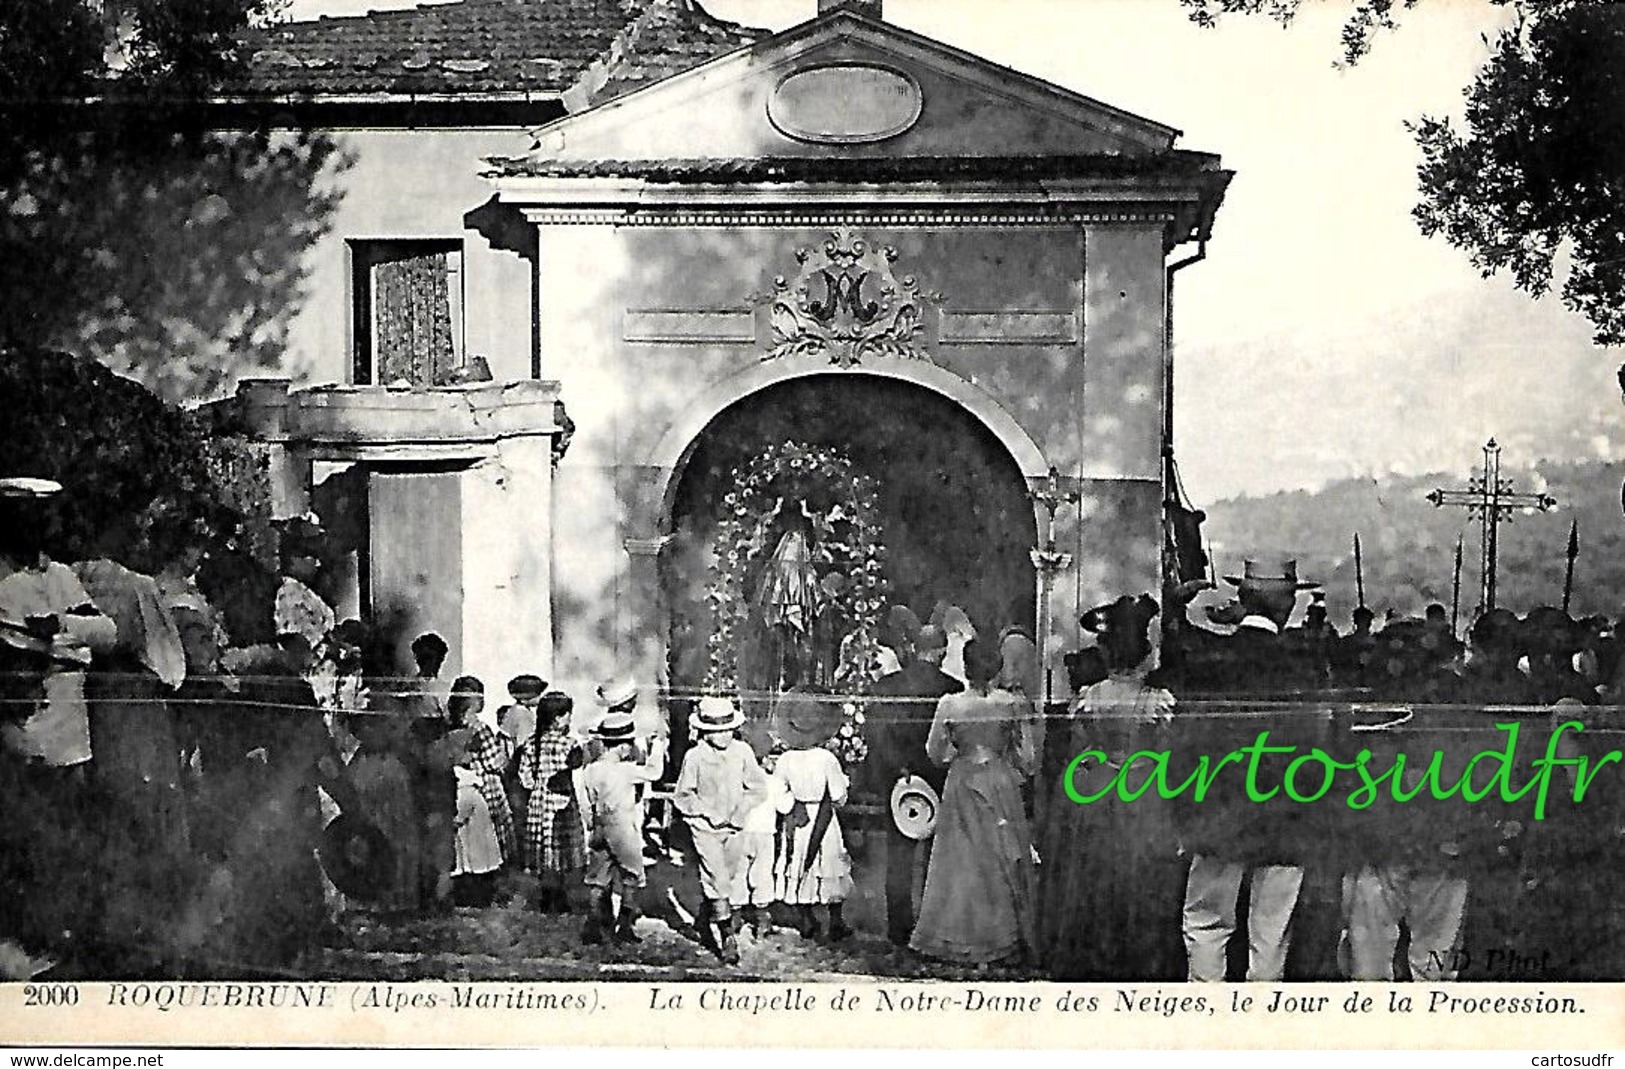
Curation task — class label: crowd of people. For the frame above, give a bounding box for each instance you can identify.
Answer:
[3,470,1620,981]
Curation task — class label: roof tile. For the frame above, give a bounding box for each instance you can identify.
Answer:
[227,0,763,100]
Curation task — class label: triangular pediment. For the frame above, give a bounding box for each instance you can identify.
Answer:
[526,9,1181,164]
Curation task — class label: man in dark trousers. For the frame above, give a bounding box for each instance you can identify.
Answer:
[864,623,962,947]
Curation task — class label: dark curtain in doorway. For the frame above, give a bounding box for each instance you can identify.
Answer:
[373,250,455,386]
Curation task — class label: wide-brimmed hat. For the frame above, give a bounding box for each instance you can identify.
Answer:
[693,696,744,734]
[595,677,638,709]
[890,774,940,841]
[1223,560,1319,592]
[593,711,638,743]
[507,673,546,701]
[1080,593,1160,636]
[317,814,396,901]
[0,477,62,499]
[770,692,842,749]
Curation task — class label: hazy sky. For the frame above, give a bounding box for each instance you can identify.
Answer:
[283,0,1623,502]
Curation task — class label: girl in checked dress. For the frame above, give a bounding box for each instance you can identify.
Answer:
[453,676,518,868]
[518,691,585,913]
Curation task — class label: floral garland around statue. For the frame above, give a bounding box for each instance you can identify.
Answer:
[704,440,889,766]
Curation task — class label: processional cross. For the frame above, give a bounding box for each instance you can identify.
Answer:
[1028,466,1079,709]
[1426,438,1557,614]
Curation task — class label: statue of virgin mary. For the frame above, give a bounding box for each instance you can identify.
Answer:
[755,524,824,690]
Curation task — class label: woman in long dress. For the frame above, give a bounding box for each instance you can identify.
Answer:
[1039,594,1183,980]
[910,637,1041,966]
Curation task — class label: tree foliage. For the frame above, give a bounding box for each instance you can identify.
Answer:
[0,0,284,177]
[0,1,345,399]
[0,128,347,400]
[1412,3,1625,345]
[0,347,270,571]
[1180,0,1625,345]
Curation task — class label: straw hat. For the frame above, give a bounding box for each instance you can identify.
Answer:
[595,677,638,709]
[692,696,744,734]
[890,774,940,841]
[592,711,638,743]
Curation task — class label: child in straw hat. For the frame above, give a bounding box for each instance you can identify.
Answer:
[673,696,767,964]
[580,709,662,945]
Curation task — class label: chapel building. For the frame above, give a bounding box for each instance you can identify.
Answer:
[208,0,1231,716]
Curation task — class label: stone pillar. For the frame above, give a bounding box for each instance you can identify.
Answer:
[235,378,310,519]
[459,431,555,699]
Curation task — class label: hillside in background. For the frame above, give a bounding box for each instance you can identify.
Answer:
[1198,458,1625,628]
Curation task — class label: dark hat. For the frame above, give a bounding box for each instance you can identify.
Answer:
[410,632,448,660]
[318,814,396,901]
[536,690,573,721]
[1224,560,1319,592]
[1081,594,1159,671]
[507,673,546,701]
[1080,593,1160,636]
[771,692,844,750]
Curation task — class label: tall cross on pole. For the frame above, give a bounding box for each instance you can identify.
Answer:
[1028,466,1079,711]
[1426,438,1557,614]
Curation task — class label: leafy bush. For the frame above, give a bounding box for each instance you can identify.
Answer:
[0,345,272,599]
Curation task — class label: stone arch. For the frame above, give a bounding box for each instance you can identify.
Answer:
[648,357,1050,528]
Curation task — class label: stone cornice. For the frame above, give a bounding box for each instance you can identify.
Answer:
[231,378,565,461]
[521,206,1177,227]
[503,176,1208,208]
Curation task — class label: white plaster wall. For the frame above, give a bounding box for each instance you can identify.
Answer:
[460,436,555,697]
[279,127,538,392]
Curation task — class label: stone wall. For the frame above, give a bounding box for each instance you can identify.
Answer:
[535,216,1168,705]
